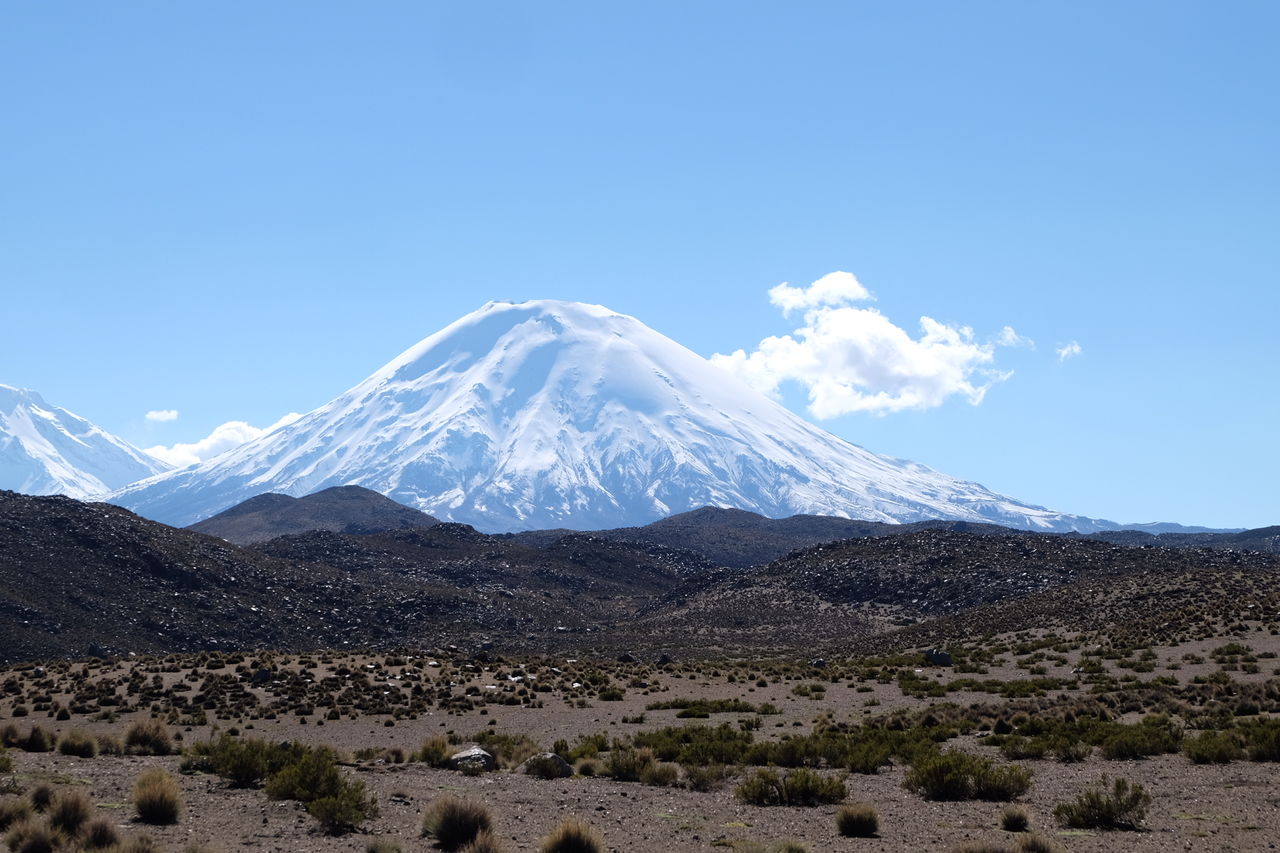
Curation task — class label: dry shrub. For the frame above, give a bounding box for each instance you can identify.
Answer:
[1053,776,1150,830]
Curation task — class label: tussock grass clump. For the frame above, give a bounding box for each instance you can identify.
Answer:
[413,735,452,767]
[82,817,121,849]
[0,800,32,832]
[1000,805,1030,832]
[538,817,603,853]
[124,720,172,756]
[0,748,11,774]
[19,728,52,754]
[133,769,182,824]
[735,768,846,806]
[364,842,401,853]
[48,789,93,836]
[4,818,58,853]
[1052,776,1150,830]
[460,829,504,853]
[421,796,492,851]
[904,751,1031,802]
[57,731,98,759]
[835,802,879,837]
[28,785,55,813]
[95,735,123,757]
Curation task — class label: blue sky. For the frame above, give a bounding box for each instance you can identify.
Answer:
[3,2,1277,528]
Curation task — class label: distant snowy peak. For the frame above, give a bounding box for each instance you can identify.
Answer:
[111,300,1111,532]
[0,384,171,499]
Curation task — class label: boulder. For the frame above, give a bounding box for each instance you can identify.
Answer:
[449,746,496,772]
[517,752,573,779]
[925,649,953,667]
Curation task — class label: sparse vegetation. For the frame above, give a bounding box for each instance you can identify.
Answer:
[1053,776,1151,830]
[904,750,1031,801]
[735,768,846,806]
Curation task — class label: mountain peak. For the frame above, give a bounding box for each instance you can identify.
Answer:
[0,385,171,499]
[110,301,1110,533]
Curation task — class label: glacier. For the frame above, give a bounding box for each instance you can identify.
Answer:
[109,300,1112,532]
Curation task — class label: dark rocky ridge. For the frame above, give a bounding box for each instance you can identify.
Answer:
[4,489,1280,662]
[512,506,1276,568]
[187,484,439,545]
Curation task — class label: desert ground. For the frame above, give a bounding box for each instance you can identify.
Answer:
[4,623,1280,853]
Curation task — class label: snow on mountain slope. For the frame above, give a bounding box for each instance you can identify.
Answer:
[0,385,172,498]
[110,300,1111,532]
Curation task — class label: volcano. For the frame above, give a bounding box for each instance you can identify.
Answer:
[110,300,1106,532]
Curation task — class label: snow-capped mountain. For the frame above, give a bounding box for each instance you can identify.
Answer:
[0,384,172,499]
[111,300,1111,532]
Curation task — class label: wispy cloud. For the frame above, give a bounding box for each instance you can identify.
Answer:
[144,409,180,422]
[145,413,301,468]
[711,272,1027,417]
[996,326,1035,349]
[1056,341,1083,362]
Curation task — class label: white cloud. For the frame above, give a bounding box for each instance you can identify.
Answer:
[768,271,872,316]
[144,409,180,422]
[712,273,1022,417]
[996,326,1035,349]
[145,412,302,468]
[1056,341,1083,362]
